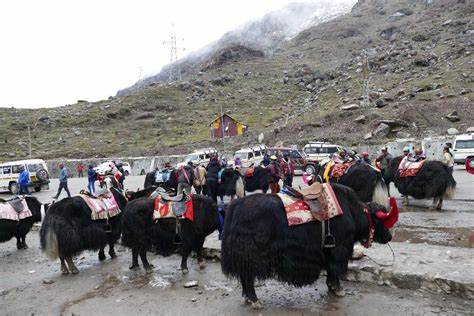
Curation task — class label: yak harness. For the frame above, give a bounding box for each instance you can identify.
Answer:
[398,156,425,177]
[153,194,194,222]
[79,190,121,220]
[278,183,343,226]
[0,198,32,221]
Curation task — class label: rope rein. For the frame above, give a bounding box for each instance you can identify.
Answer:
[363,242,396,267]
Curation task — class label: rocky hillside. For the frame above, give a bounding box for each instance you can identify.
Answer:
[1,0,473,161]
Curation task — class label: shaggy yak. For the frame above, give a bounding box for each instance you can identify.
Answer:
[0,196,45,249]
[121,194,218,273]
[40,184,130,275]
[221,183,398,309]
[236,166,269,194]
[217,168,245,201]
[318,162,388,206]
[144,169,178,192]
[383,156,456,209]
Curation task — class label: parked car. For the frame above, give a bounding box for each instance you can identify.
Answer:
[453,134,474,164]
[0,159,50,194]
[265,147,320,175]
[94,161,131,176]
[177,148,218,167]
[229,145,267,167]
[302,142,342,160]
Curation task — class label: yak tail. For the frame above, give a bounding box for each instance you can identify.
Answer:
[444,173,456,200]
[372,177,389,208]
[44,230,59,260]
[236,177,245,198]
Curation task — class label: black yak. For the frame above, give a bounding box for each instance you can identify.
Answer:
[221,183,397,309]
[217,168,244,201]
[144,169,178,192]
[384,156,456,209]
[0,196,45,249]
[40,187,128,274]
[237,166,269,193]
[318,162,388,206]
[121,194,218,273]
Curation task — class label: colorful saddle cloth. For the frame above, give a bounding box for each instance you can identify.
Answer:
[322,161,355,182]
[398,157,425,178]
[153,194,194,222]
[79,191,121,220]
[278,183,343,226]
[0,199,32,221]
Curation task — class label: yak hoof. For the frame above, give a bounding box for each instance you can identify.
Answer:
[71,267,80,275]
[251,300,264,310]
[182,268,189,275]
[109,253,117,259]
[129,263,140,270]
[144,265,154,273]
[98,253,106,261]
[16,242,22,250]
[22,243,28,249]
[61,267,70,275]
[330,288,346,297]
[198,261,206,270]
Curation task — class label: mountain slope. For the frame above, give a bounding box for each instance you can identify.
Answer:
[1,0,472,161]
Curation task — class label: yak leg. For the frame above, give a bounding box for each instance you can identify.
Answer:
[241,275,262,309]
[21,235,28,249]
[139,250,154,272]
[326,268,345,297]
[435,197,443,210]
[65,257,79,274]
[60,257,70,275]
[108,242,117,259]
[98,247,106,261]
[129,248,139,270]
[196,238,206,270]
[180,247,191,274]
[402,195,409,206]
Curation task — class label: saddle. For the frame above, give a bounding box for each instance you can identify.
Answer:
[298,182,324,200]
[152,187,186,202]
[0,197,25,213]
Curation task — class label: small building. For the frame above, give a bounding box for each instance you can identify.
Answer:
[209,114,247,139]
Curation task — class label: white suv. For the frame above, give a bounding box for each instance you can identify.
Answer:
[303,142,342,160]
[453,134,474,164]
[178,148,218,167]
[230,145,267,167]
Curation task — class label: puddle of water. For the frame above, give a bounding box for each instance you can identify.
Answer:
[394,226,473,248]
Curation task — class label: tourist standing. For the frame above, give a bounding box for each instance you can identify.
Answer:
[53,163,71,199]
[87,164,97,194]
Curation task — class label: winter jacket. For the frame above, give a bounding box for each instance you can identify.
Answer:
[206,164,220,181]
[59,168,69,183]
[18,170,30,185]
[268,162,281,184]
[88,168,97,182]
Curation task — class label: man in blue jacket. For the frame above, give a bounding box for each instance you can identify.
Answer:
[18,166,30,195]
[53,163,71,199]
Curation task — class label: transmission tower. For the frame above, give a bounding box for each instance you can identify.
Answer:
[163,23,185,82]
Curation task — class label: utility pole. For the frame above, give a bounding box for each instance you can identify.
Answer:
[162,23,185,82]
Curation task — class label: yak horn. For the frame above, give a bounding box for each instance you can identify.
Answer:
[375,197,399,229]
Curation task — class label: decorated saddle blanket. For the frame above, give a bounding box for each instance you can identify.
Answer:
[323,161,354,182]
[79,191,121,220]
[398,157,425,178]
[153,194,194,222]
[0,199,32,221]
[278,183,343,226]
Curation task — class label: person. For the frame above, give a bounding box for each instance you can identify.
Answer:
[53,163,71,199]
[177,161,194,195]
[18,166,30,195]
[376,147,393,174]
[332,149,353,164]
[194,164,207,194]
[268,155,282,194]
[443,145,454,174]
[280,154,295,187]
[403,146,411,157]
[206,158,220,202]
[408,147,426,162]
[116,162,126,188]
[76,163,85,178]
[234,157,242,167]
[261,153,270,167]
[87,164,97,194]
[360,152,371,165]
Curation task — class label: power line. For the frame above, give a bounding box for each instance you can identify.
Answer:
[162,23,185,82]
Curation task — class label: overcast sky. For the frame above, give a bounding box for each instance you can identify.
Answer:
[0,0,348,108]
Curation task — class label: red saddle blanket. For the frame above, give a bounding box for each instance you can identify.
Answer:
[153,195,194,222]
[0,200,32,221]
[398,157,425,178]
[330,162,354,179]
[278,183,343,226]
[80,192,121,220]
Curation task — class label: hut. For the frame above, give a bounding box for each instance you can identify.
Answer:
[209,114,247,139]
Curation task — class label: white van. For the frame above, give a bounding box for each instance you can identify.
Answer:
[453,134,474,164]
[0,159,50,194]
[303,142,342,160]
[230,145,267,167]
[178,148,218,167]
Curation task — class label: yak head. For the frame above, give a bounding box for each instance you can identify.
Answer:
[366,197,399,244]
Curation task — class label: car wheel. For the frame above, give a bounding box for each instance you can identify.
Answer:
[9,182,19,195]
[305,165,316,175]
[36,168,49,181]
[34,186,41,192]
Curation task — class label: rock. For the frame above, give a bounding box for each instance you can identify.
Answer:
[135,113,155,120]
[373,123,391,137]
[388,12,405,22]
[460,88,471,95]
[342,97,350,103]
[191,297,198,303]
[340,104,360,111]
[355,115,366,123]
[412,34,428,42]
[73,130,81,136]
[364,132,373,140]
[177,81,191,91]
[184,281,199,288]
[447,128,459,135]
[380,26,399,40]
[442,20,452,26]
[42,279,55,285]
[396,131,411,138]
[378,119,409,127]
[283,76,289,84]
[445,111,460,122]
[466,127,474,133]
[375,99,387,108]
[6,152,16,158]
[413,58,430,67]
[258,133,265,143]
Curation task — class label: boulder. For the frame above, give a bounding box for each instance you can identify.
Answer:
[447,128,459,135]
[445,111,460,122]
[466,127,474,133]
[364,132,373,140]
[442,20,452,26]
[412,34,428,42]
[396,131,411,138]
[373,123,391,137]
[378,119,409,127]
[413,58,430,67]
[375,99,387,108]
[355,115,366,123]
[380,27,399,40]
[340,104,360,111]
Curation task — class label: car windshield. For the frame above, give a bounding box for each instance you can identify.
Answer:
[456,140,474,149]
[28,163,43,172]
[234,152,248,160]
